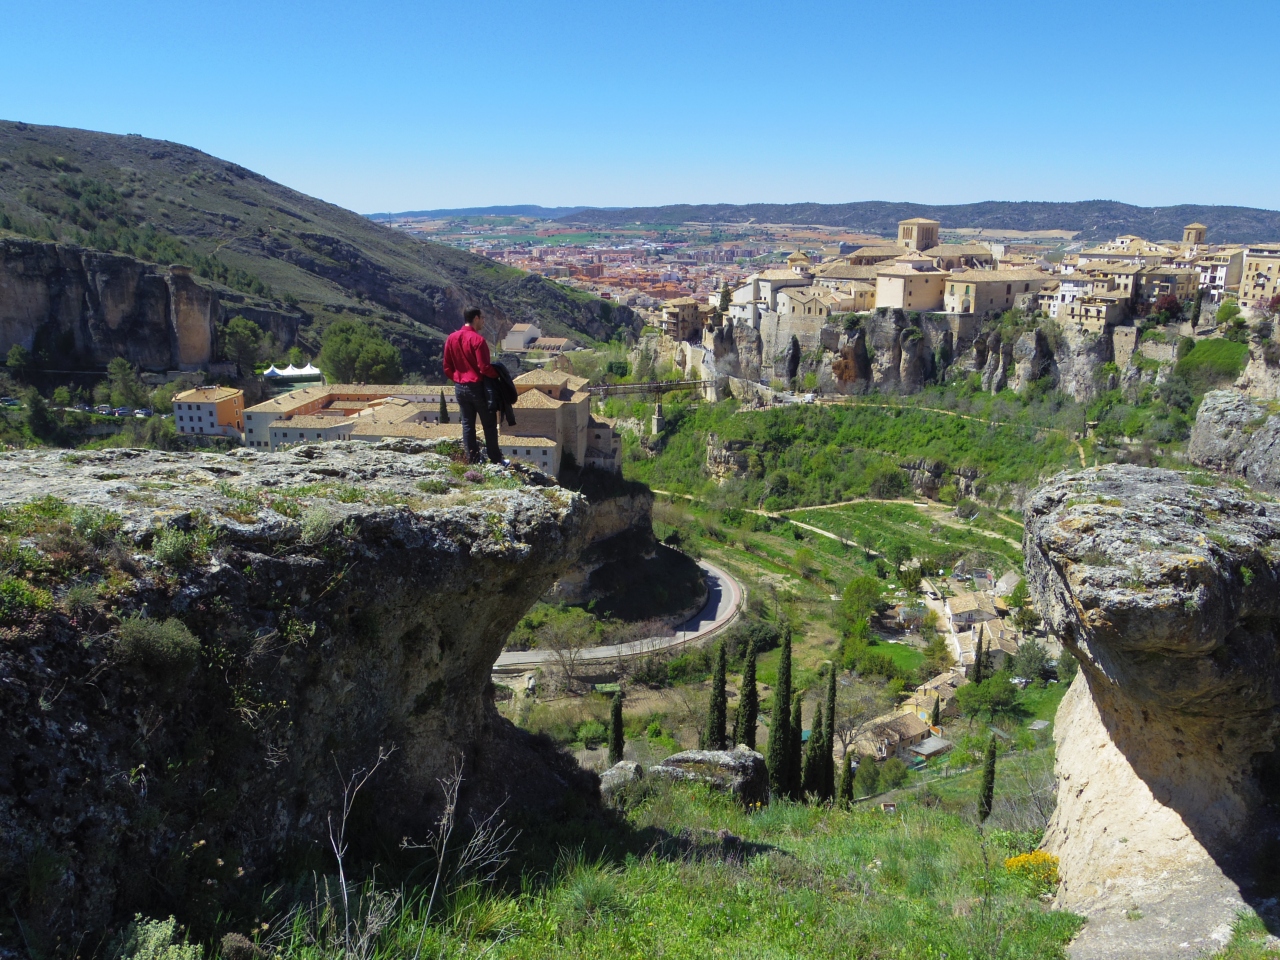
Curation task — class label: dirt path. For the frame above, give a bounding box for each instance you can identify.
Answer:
[786,498,1025,551]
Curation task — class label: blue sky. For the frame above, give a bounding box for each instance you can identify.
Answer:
[3,0,1278,213]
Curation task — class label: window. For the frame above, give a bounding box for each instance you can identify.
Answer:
[1006,284,1012,295]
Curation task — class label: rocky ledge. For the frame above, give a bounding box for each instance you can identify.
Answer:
[0,443,596,947]
[1189,389,1280,493]
[1024,464,1280,956]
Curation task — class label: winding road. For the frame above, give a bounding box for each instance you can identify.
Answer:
[491,559,744,677]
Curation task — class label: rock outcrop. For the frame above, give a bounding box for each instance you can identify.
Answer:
[1189,389,1280,492]
[648,746,768,804]
[599,760,643,801]
[0,444,596,945]
[1025,465,1280,955]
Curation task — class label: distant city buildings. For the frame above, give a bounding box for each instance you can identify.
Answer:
[241,371,621,475]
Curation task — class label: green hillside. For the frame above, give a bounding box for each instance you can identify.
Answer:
[0,121,636,373]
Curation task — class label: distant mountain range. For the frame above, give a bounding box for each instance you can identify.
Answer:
[550,201,1280,243]
[368,205,612,220]
[0,122,636,374]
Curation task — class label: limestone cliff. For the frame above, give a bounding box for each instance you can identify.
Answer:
[0,237,301,372]
[1025,465,1280,953]
[0,444,594,946]
[1189,389,1280,492]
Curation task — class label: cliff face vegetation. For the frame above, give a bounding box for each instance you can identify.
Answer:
[0,120,637,372]
[1024,465,1280,950]
[0,444,597,950]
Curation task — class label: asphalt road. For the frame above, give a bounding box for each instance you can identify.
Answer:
[492,559,744,675]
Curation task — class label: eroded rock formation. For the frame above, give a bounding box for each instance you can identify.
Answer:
[0,238,306,372]
[1189,389,1280,492]
[0,444,595,944]
[1025,465,1280,953]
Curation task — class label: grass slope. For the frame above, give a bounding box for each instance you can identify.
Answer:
[0,120,635,371]
[260,774,1084,960]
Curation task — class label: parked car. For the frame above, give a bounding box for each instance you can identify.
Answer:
[112,407,131,417]
[94,404,112,414]
[133,408,152,418]
[802,393,816,404]
[0,397,19,407]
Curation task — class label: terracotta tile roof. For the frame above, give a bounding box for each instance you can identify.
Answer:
[271,416,353,430]
[514,389,563,409]
[513,369,570,386]
[174,386,242,403]
[945,268,1050,282]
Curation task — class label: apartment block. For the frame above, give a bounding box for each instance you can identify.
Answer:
[1240,245,1280,310]
[172,386,245,440]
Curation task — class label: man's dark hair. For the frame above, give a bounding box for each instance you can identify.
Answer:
[464,308,483,324]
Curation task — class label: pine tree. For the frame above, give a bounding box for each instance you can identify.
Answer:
[704,641,728,750]
[837,751,855,807]
[972,634,985,685]
[979,734,997,822]
[609,691,624,765]
[823,666,837,800]
[801,702,825,799]
[788,695,804,801]
[931,695,941,728]
[438,392,450,424]
[733,635,759,749]
[766,626,792,798]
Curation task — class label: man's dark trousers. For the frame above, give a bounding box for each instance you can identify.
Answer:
[455,381,503,464]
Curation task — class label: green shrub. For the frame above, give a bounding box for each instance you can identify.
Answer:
[152,528,195,567]
[111,915,202,960]
[299,506,339,544]
[70,505,123,546]
[116,615,200,669]
[0,576,53,622]
[576,720,608,747]
[416,478,451,495]
[880,756,909,790]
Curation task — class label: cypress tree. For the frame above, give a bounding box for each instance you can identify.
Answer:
[855,756,880,798]
[438,392,450,424]
[837,751,855,807]
[788,695,804,801]
[704,641,728,750]
[972,633,985,685]
[766,626,792,798]
[931,695,941,728]
[1191,285,1204,328]
[734,635,759,749]
[823,666,837,800]
[801,703,825,799]
[608,692,624,765]
[979,734,997,822]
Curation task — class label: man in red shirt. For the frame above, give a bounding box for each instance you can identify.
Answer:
[443,308,505,465]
